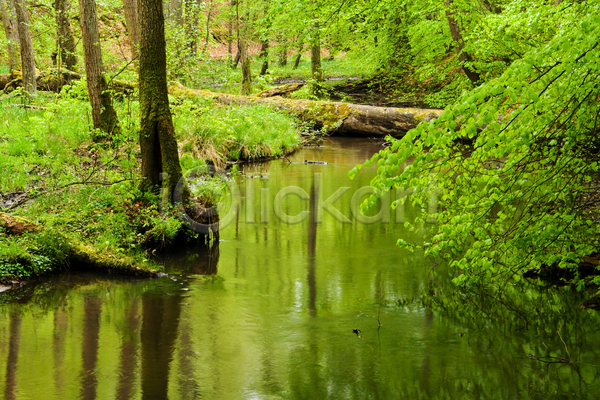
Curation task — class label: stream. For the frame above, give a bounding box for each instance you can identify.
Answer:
[1,138,600,399]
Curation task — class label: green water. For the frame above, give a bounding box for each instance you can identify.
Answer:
[2,138,600,399]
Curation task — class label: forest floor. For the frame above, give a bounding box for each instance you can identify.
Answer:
[0,84,303,284]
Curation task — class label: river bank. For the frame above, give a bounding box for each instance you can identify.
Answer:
[0,88,303,284]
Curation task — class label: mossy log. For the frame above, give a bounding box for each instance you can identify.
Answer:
[168,82,443,138]
[0,211,158,277]
[1,69,135,94]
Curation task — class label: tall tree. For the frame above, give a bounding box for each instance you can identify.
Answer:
[0,0,20,72]
[259,39,269,75]
[237,2,251,95]
[184,0,199,58]
[309,24,323,96]
[278,35,287,66]
[122,0,140,61]
[227,0,235,64]
[445,0,480,85]
[78,0,121,140]
[13,0,35,96]
[138,0,184,198]
[202,0,213,53]
[54,0,78,71]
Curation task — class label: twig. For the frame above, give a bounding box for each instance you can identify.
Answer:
[557,327,572,363]
[3,104,47,110]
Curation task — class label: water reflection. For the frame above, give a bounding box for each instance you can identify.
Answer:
[116,300,139,400]
[4,310,21,400]
[141,283,182,399]
[0,138,600,399]
[80,296,101,400]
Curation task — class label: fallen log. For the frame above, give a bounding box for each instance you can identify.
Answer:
[169,83,443,138]
[1,69,135,94]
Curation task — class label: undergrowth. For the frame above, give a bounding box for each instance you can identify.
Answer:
[0,83,301,282]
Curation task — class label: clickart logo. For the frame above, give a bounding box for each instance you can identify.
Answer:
[169,166,439,234]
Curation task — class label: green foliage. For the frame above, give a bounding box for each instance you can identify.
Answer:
[144,213,183,248]
[173,100,301,166]
[356,4,600,292]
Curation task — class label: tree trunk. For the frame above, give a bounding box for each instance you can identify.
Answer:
[122,0,139,61]
[278,35,287,66]
[184,0,199,58]
[54,0,78,71]
[293,48,302,69]
[232,51,240,69]
[0,0,20,72]
[13,0,35,97]
[169,0,182,24]
[78,0,121,140]
[259,39,269,76]
[237,5,251,95]
[445,0,480,85]
[138,0,184,200]
[202,0,213,53]
[310,26,323,97]
[227,0,234,64]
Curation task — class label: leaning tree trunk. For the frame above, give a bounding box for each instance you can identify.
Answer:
[0,0,20,72]
[259,39,269,76]
[54,0,77,71]
[310,26,323,97]
[122,0,140,61]
[78,0,121,140]
[13,0,35,97]
[293,47,302,69]
[445,0,480,85]
[138,0,184,200]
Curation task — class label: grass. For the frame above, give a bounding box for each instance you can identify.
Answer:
[173,98,301,168]
[0,82,301,282]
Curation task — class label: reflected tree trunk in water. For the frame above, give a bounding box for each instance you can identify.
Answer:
[80,296,102,400]
[116,300,140,400]
[307,180,318,317]
[176,318,198,399]
[140,290,182,399]
[53,308,68,397]
[4,310,21,400]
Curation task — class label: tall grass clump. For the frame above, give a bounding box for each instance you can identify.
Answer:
[173,99,301,167]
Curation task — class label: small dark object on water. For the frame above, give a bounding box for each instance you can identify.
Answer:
[304,160,328,165]
[353,328,361,337]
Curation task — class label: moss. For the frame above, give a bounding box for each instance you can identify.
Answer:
[287,100,352,132]
[0,212,41,235]
[413,110,442,124]
[0,212,160,283]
